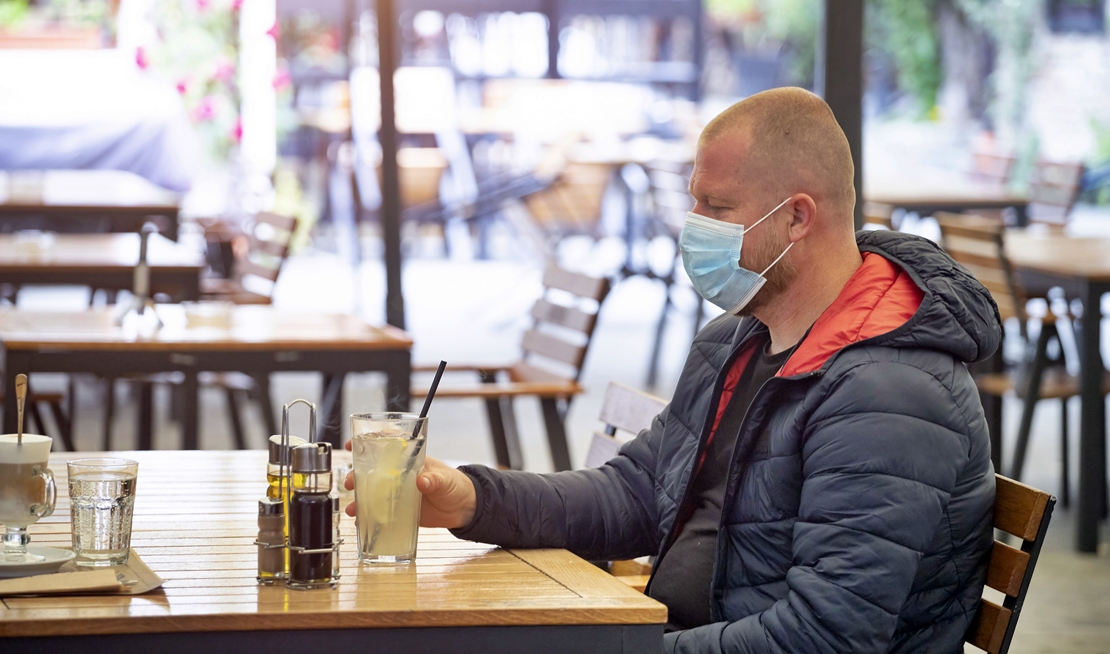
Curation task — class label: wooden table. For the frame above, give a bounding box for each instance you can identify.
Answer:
[0,450,665,653]
[865,179,1029,226]
[0,171,180,241]
[0,306,413,448]
[1007,231,1110,553]
[0,233,204,301]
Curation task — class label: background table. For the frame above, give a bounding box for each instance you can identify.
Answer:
[0,450,665,653]
[0,233,204,301]
[0,306,413,447]
[1007,231,1110,553]
[865,179,1029,226]
[0,171,181,241]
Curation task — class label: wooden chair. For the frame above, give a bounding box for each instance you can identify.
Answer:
[200,212,298,305]
[585,382,668,593]
[522,161,614,241]
[965,475,1055,654]
[936,213,1109,505]
[1027,159,1085,225]
[413,266,610,472]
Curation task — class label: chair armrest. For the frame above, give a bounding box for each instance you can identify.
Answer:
[411,380,582,399]
[412,363,513,374]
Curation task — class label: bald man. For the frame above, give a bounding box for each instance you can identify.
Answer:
[347,88,999,653]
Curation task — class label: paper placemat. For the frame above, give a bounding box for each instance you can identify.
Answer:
[0,549,164,597]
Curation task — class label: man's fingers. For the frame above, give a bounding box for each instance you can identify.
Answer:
[417,471,438,494]
[344,471,354,491]
[344,500,356,517]
[344,440,353,451]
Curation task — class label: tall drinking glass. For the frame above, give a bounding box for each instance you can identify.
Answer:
[0,434,56,562]
[67,458,138,566]
[351,413,427,564]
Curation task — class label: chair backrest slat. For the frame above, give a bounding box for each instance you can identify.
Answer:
[984,541,1030,597]
[966,598,1013,654]
[521,328,586,369]
[254,211,298,232]
[586,383,667,468]
[236,259,282,284]
[542,266,610,300]
[531,299,597,334]
[598,382,668,435]
[965,474,1055,654]
[994,475,1051,541]
[862,201,895,230]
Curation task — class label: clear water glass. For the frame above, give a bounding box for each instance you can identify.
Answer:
[67,458,138,567]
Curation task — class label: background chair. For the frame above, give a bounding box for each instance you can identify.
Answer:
[936,212,1105,505]
[200,211,298,305]
[965,475,1055,654]
[585,381,668,593]
[1027,159,1086,225]
[413,265,610,471]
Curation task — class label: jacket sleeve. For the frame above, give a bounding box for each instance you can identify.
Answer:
[450,406,670,561]
[665,359,978,653]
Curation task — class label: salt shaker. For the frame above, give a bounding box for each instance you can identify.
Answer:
[256,498,285,584]
[287,442,336,589]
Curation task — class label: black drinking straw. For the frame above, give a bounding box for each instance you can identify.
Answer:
[414,360,447,437]
[401,360,446,475]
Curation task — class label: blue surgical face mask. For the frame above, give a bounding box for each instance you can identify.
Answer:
[679,197,794,314]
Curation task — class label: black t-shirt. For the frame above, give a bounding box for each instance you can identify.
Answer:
[648,336,793,632]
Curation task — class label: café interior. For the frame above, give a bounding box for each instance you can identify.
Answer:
[1,0,1110,651]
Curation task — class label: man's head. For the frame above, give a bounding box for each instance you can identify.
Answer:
[689,87,858,316]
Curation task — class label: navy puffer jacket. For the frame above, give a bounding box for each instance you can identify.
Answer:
[454,231,999,653]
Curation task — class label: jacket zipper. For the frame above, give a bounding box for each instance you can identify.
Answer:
[644,328,762,596]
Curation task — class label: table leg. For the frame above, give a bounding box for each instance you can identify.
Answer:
[320,373,345,446]
[183,372,199,450]
[384,353,411,413]
[1013,203,1028,228]
[1076,280,1106,552]
[138,382,154,450]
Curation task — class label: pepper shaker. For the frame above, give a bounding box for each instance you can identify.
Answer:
[256,498,285,584]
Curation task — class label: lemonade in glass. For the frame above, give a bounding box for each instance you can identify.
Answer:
[351,413,427,564]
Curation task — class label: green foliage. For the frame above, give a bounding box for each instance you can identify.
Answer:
[0,1,29,29]
[866,0,941,115]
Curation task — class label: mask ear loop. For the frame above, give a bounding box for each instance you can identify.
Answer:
[758,241,794,276]
[744,196,794,233]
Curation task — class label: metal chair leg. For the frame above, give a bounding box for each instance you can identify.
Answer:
[1060,397,1070,508]
[138,382,154,450]
[254,374,278,437]
[1011,324,1053,481]
[225,388,248,450]
[540,396,572,472]
[102,378,116,450]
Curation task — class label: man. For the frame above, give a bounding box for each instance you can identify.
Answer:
[348,87,999,652]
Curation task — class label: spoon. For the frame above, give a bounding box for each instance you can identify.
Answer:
[15,373,27,445]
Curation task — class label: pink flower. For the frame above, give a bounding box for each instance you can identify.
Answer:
[175,78,189,95]
[232,0,243,10]
[214,58,235,84]
[135,47,148,70]
[196,0,210,10]
[231,118,243,143]
[272,68,291,91]
[265,21,280,40]
[193,96,216,122]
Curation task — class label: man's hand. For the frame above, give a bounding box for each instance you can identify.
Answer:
[343,447,477,529]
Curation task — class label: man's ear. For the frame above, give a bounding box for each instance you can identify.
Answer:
[786,194,818,242]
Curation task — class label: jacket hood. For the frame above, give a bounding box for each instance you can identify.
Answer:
[778,230,1002,376]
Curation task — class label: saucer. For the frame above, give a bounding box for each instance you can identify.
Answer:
[0,547,76,578]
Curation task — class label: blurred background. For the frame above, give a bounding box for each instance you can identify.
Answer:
[1,2,1110,647]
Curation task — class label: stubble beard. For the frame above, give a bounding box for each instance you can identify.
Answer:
[735,226,797,317]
